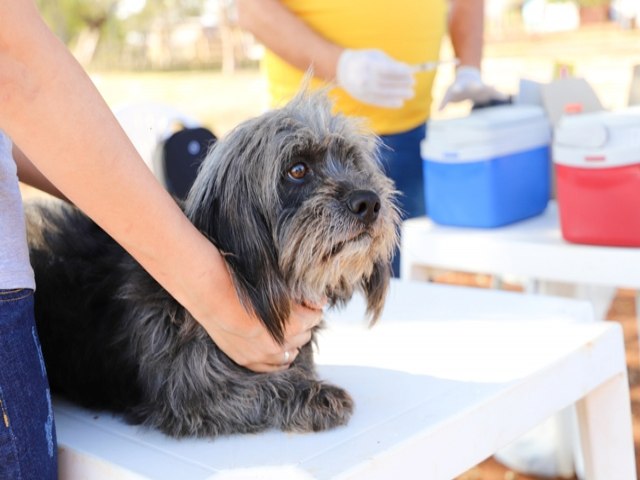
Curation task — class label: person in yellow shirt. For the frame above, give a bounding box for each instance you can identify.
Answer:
[237,0,505,274]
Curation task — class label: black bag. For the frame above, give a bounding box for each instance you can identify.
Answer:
[154,126,217,200]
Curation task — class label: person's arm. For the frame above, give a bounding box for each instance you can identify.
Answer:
[237,0,341,81]
[448,0,484,69]
[439,0,507,109]
[237,0,415,108]
[0,0,317,372]
[13,144,68,201]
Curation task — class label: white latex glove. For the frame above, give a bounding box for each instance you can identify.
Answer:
[336,49,415,108]
[439,66,508,110]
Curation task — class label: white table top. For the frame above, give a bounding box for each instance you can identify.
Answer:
[401,201,640,289]
[55,281,625,480]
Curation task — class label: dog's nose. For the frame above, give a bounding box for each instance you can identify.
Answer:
[347,190,381,225]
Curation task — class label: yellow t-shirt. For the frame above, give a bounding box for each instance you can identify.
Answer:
[263,0,447,135]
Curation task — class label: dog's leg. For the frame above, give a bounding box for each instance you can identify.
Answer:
[266,344,354,433]
[128,342,353,438]
[276,378,354,433]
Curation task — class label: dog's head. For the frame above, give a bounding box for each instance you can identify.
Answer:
[185,91,400,342]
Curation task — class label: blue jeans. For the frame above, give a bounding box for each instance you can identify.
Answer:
[0,289,57,480]
[379,123,427,276]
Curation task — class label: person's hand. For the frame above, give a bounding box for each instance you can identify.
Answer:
[336,49,415,108]
[439,66,508,110]
[203,288,325,373]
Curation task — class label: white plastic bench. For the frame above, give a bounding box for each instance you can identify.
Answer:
[55,281,635,479]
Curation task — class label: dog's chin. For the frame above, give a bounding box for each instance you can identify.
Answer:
[288,232,390,309]
[323,232,372,262]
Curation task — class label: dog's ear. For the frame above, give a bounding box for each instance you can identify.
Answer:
[362,260,392,325]
[185,140,292,344]
[220,220,292,345]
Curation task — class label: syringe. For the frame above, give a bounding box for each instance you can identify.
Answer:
[412,58,460,72]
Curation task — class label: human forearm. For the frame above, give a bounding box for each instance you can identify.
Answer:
[3,4,214,318]
[13,145,68,201]
[448,0,484,69]
[1,1,323,372]
[0,4,205,300]
[440,0,506,109]
[237,0,342,81]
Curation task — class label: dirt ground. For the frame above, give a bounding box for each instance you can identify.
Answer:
[21,21,640,480]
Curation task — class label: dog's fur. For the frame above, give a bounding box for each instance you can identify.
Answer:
[25,91,400,438]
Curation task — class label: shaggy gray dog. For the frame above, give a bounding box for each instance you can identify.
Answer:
[25,91,400,438]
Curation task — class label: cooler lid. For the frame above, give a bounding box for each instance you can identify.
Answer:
[427,105,549,147]
[553,107,640,168]
[423,105,551,163]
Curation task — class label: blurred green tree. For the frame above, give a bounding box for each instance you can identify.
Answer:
[36,0,119,64]
[34,1,248,70]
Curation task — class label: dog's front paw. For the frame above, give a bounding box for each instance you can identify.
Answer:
[285,382,354,433]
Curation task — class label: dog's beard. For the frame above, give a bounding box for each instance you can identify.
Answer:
[277,186,399,316]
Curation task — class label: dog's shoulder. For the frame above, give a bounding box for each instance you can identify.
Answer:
[25,197,126,271]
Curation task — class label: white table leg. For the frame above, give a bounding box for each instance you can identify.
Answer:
[494,406,576,478]
[575,373,636,480]
[495,281,617,479]
[538,281,616,322]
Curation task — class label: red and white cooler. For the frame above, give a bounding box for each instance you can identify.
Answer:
[553,107,640,246]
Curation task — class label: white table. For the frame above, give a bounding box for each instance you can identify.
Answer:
[401,203,640,478]
[401,201,640,320]
[55,281,635,480]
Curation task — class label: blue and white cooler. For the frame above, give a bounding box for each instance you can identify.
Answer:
[422,105,552,227]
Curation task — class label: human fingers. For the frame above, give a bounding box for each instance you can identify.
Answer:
[337,49,415,108]
[368,59,415,106]
[288,301,325,335]
[253,302,324,370]
[243,346,304,373]
[271,347,301,368]
[224,338,299,373]
[372,61,415,87]
[210,298,322,373]
[440,65,509,110]
[365,85,415,108]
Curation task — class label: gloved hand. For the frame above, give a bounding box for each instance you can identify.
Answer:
[336,49,415,108]
[439,66,508,110]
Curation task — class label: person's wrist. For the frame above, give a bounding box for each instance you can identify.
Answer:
[322,44,343,81]
[174,240,253,337]
[336,49,356,89]
[455,65,482,82]
[203,260,262,338]
[302,42,343,82]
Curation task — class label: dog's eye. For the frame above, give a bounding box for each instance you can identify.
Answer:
[288,163,308,182]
